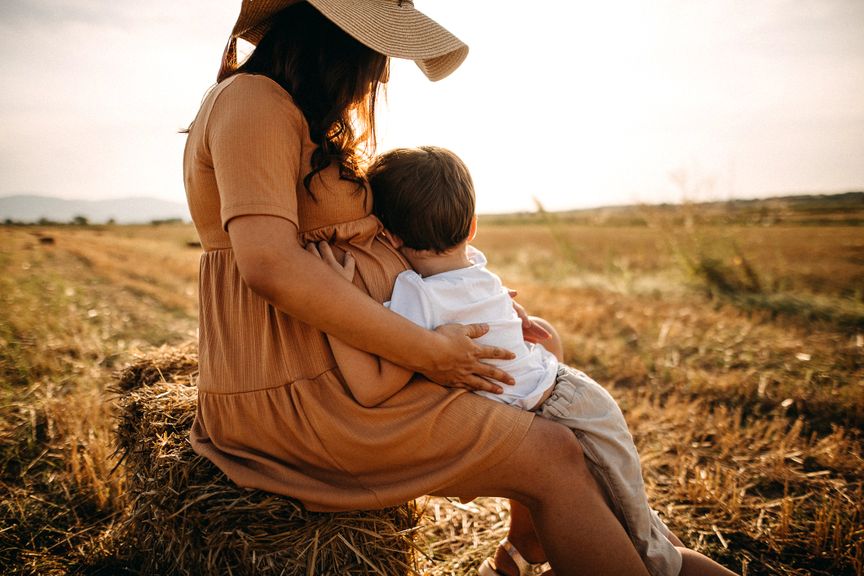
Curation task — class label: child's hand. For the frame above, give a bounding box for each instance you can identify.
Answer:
[508,289,551,343]
[306,241,356,282]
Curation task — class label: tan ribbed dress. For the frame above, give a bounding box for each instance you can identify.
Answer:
[183,73,534,512]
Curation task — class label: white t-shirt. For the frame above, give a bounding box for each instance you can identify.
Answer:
[385,246,559,410]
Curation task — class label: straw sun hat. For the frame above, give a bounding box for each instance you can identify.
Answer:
[221,0,468,82]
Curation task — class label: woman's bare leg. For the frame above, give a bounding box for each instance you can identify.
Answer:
[432,416,650,576]
[505,317,739,576]
[492,316,563,575]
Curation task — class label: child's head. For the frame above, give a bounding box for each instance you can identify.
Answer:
[368,146,475,254]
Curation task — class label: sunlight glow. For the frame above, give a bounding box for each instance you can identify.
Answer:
[0,0,861,214]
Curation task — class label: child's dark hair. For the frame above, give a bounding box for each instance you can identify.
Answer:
[368,146,475,253]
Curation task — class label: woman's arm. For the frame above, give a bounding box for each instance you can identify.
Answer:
[228,214,514,392]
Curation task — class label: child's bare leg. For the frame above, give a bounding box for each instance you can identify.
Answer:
[434,417,650,576]
[495,500,551,575]
[523,318,738,576]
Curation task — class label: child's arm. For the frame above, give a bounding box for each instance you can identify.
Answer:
[306,242,414,408]
[326,334,414,408]
[506,288,551,343]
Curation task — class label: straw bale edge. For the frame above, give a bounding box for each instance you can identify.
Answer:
[114,348,420,576]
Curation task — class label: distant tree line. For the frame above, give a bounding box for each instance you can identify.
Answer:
[3,215,100,226]
[2,216,186,226]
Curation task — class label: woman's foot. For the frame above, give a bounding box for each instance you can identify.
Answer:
[480,538,552,576]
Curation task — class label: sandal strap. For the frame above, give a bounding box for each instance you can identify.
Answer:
[499,538,551,576]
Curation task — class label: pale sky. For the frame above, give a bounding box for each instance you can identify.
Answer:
[1,0,862,214]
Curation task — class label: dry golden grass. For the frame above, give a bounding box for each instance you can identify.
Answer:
[1,219,861,575]
[476,222,864,301]
[113,348,420,576]
[0,225,198,573]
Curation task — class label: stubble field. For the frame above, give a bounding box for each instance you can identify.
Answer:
[1,201,862,575]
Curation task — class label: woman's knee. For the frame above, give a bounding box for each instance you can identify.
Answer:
[433,419,592,506]
[536,419,585,469]
[529,316,563,361]
[516,418,591,499]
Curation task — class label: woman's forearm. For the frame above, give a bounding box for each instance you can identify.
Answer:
[258,249,439,372]
[229,215,440,372]
[229,215,515,391]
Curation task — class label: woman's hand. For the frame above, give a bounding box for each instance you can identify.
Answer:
[508,289,551,343]
[306,241,355,282]
[420,323,516,394]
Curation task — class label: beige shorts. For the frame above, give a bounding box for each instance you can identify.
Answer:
[535,364,682,576]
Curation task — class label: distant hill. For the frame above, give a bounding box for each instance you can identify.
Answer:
[0,195,190,224]
[481,191,864,227]
[3,191,862,227]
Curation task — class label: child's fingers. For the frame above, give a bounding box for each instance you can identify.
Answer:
[318,242,346,273]
[512,300,531,328]
[523,322,552,343]
[305,242,321,258]
[318,241,337,263]
[342,251,356,278]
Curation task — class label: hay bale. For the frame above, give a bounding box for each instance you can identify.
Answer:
[115,348,420,576]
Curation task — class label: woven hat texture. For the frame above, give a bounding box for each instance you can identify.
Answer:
[228,0,467,81]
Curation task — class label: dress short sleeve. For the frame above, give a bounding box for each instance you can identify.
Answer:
[207,74,305,230]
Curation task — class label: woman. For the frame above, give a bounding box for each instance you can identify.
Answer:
[184,2,733,575]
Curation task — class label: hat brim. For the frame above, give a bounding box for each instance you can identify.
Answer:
[232,0,468,82]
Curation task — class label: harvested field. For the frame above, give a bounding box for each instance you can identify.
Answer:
[114,348,419,576]
[1,203,862,575]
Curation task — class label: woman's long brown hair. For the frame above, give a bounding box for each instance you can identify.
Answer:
[221,2,388,197]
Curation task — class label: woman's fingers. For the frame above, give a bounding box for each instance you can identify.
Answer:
[462,322,490,339]
[446,323,517,361]
[427,372,503,394]
[472,360,514,386]
[462,375,504,394]
[474,343,515,360]
[459,324,516,385]
[465,324,516,363]
[427,324,515,389]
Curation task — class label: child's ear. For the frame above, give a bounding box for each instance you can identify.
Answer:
[467,215,478,242]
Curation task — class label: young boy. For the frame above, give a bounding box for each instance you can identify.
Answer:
[310,147,719,576]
